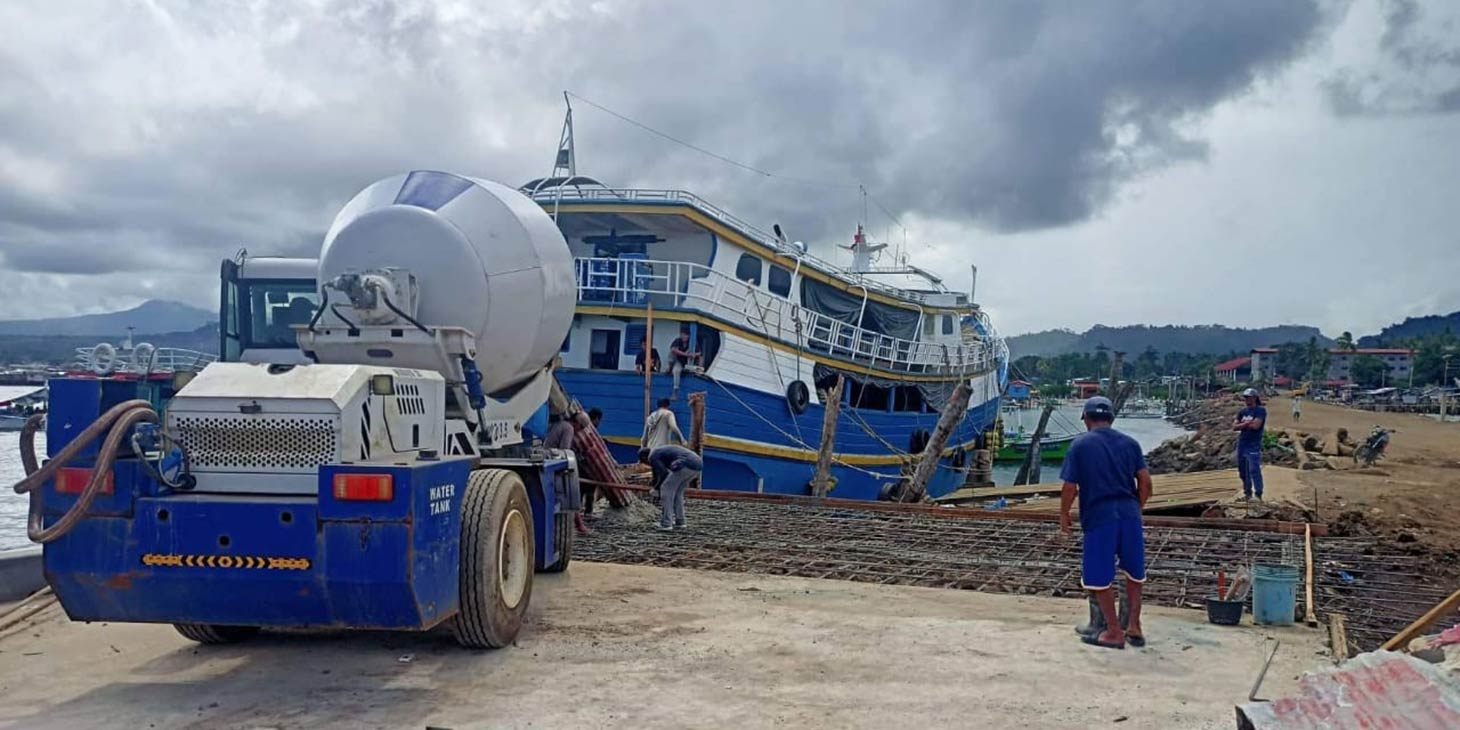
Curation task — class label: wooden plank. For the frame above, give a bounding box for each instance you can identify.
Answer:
[1381,586,1460,652]
[1328,613,1349,663]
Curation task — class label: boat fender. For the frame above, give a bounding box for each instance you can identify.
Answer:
[786,380,810,414]
[909,429,931,454]
[90,342,118,376]
[131,342,157,374]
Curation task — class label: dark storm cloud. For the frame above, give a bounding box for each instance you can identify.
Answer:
[1323,0,1460,115]
[0,0,1333,315]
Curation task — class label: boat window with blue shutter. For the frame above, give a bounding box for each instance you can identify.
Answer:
[735,253,762,285]
[768,264,791,297]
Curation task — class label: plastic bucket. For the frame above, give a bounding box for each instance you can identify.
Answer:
[1252,564,1300,626]
[1205,598,1244,626]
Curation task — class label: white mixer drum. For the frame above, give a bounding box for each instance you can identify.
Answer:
[318,171,575,392]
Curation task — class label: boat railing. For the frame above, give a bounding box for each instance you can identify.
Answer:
[532,186,956,304]
[72,345,216,377]
[573,256,999,376]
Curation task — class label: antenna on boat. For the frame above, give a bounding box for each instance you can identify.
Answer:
[553,91,577,178]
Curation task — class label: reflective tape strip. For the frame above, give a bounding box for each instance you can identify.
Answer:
[141,554,311,571]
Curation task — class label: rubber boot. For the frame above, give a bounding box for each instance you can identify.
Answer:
[1075,588,1130,637]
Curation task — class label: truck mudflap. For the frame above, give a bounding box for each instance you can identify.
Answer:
[43,457,476,631]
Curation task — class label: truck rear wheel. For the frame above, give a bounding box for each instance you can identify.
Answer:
[174,623,259,644]
[453,469,534,649]
[540,511,574,573]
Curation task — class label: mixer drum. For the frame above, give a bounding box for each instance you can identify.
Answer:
[318,171,575,392]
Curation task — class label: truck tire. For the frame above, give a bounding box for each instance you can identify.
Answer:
[453,468,534,649]
[174,623,259,644]
[540,511,574,573]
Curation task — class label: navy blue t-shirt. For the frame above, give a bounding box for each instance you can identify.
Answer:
[1059,427,1146,529]
[1236,406,1267,450]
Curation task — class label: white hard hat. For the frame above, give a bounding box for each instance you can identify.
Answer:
[1242,388,1259,397]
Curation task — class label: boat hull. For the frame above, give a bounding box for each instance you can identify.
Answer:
[559,368,1001,501]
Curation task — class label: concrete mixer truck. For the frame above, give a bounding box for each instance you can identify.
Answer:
[11,172,582,649]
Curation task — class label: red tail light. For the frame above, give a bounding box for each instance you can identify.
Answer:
[55,467,113,495]
[332,473,394,502]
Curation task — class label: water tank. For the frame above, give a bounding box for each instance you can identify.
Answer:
[318,171,575,392]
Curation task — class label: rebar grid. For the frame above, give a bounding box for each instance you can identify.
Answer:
[578,499,1454,653]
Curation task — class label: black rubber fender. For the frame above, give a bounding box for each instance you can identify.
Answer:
[786,380,810,414]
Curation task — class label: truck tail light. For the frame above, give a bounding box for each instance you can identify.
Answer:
[333,474,393,502]
[56,467,113,495]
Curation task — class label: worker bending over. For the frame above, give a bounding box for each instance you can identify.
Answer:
[1060,396,1152,650]
[543,413,590,534]
[640,445,701,531]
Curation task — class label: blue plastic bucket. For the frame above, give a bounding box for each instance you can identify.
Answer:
[1252,564,1300,626]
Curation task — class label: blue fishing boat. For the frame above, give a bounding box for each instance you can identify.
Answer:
[524,105,1008,501]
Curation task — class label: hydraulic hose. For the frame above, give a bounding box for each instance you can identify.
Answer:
[11,399,158,544]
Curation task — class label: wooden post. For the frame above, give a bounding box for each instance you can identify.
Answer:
[906,381,971,500]
[1014,404,1055,486]
[688,392,706,490]
[1380,585,1460,651]
[643,302,654,424]
[812,376,844,497]
[1304,523,1318,627]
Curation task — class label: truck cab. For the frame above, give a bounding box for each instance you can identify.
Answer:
[220,255,319,364]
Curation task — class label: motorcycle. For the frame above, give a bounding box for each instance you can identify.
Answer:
[1354,426,1391,467]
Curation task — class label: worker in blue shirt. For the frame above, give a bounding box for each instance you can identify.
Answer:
[1060,396,1153,649]
[1233,388,1267,500]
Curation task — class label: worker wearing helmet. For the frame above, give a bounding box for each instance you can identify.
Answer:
[1233,388,1267,500]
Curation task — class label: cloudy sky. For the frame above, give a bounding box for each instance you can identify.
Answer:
[1,0,1457,336]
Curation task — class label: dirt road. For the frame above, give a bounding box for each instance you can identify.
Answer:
[1266,397,1460,569]
[0,562,1323,730]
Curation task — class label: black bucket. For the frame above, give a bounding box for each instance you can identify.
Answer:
[1206,597,1244,626]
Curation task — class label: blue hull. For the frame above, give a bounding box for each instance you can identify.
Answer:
[559,369,1001,501]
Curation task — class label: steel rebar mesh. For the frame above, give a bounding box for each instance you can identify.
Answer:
[578,498,1454,653]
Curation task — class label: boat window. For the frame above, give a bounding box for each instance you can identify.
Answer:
[922,315,934,337]
[589,329,620,370]
[735,253,762,286]
[767,264,792,297]
[942,315,954,335]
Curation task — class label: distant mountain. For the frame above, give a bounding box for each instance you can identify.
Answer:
[1358,311,1460,347]
[0,323,218,366]
[0,300,216,336]
[1008,324,1333,358]
[1004,329,1081,358]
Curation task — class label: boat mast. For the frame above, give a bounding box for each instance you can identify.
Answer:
[549,92,576,221]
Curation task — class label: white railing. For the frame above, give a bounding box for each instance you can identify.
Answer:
[573,256,1002,377]
[73,345,216,377]
[530,186,960,305]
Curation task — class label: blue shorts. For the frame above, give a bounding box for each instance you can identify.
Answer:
[1082,516,1147,590]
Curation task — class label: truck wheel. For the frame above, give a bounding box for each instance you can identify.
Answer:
[453,469,534,649]
[174,623,259,644]
[540,511,575,573]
